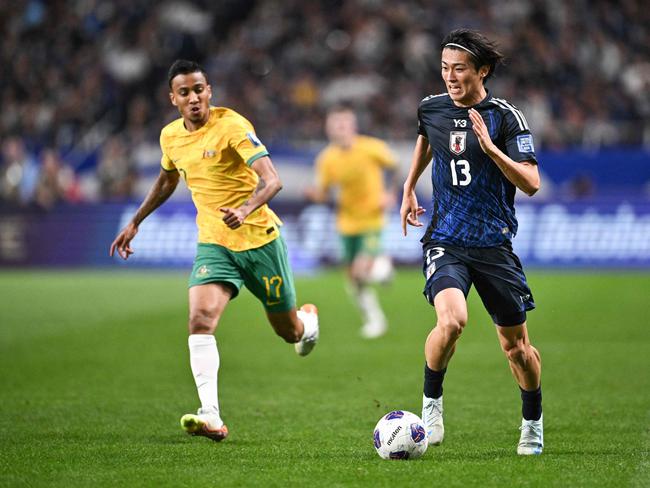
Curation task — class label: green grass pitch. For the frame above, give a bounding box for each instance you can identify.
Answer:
[1,269,649,487]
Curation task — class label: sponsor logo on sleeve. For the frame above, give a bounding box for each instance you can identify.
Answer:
[517,134,535,153]
[247,131,262,147]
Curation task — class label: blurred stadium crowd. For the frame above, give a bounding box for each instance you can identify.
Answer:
[1,0,649,208]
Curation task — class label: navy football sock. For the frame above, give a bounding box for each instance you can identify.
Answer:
[520,386,542,421]
[423,364,446,399]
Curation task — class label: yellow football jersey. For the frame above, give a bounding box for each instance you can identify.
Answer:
[315,135,396,235]
[160,106,282,251]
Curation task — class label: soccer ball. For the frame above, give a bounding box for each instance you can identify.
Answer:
[373,410,428,460]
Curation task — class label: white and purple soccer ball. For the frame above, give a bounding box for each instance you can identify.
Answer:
[373,410,428,460]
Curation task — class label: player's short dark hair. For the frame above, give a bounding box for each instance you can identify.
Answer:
[441,29,504,82]
[327,103,355,116]
[167,59,209,89]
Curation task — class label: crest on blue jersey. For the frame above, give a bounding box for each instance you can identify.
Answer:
[449,131,466,155]
[517,134,534,153]
[247,131,262,147]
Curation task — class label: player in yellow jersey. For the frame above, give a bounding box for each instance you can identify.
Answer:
[109,60,319,442]
[306,106,398,339]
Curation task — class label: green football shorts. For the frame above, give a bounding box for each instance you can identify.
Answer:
[189,236,296,313]
[341,230,382,265]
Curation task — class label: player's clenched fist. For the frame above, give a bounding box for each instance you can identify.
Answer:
[220,207,249,229]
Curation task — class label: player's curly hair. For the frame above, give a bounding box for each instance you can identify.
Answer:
[167,59,209,89]
[441,29,504,82]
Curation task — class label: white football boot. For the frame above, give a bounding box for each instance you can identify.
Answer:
[360,319,387,339]
[180,406,228,442]
[295,304,319,356]
[369,255,395,285]
[422,394,444,445]
[517,415,544,455]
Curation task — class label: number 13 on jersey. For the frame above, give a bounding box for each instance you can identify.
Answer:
[450,159,471,186]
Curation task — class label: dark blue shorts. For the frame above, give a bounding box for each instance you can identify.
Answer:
[422,241,535,326]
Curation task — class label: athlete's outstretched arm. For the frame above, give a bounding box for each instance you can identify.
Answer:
[469,108,540,196]
[382,166,400,210]
[109,169,180,259]
[304,159,330,204]
[220,156,282,229]
[304,185,328,203]
[400,135,432,236]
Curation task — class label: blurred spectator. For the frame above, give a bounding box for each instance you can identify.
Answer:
[566,172,596,199]
[0,137,39,206]
[96,136,136,200]
[34,149,81,209]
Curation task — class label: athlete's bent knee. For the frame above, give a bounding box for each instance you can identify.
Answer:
[503,341,528,368]
[189,308,218,334]
[436,314,466,342]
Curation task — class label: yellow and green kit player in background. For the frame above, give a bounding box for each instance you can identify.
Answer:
[305,106,399,339]
[110,60,319,442]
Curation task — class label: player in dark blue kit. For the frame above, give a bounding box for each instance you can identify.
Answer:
[400,29,544,455]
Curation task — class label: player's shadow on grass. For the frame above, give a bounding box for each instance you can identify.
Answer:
[150,434,253,446]
[430,448,518,461]
[432,447,623,460]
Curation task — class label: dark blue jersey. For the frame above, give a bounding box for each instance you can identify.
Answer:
[417,92,537,247]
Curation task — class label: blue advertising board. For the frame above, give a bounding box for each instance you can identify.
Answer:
[2,200,650,269]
